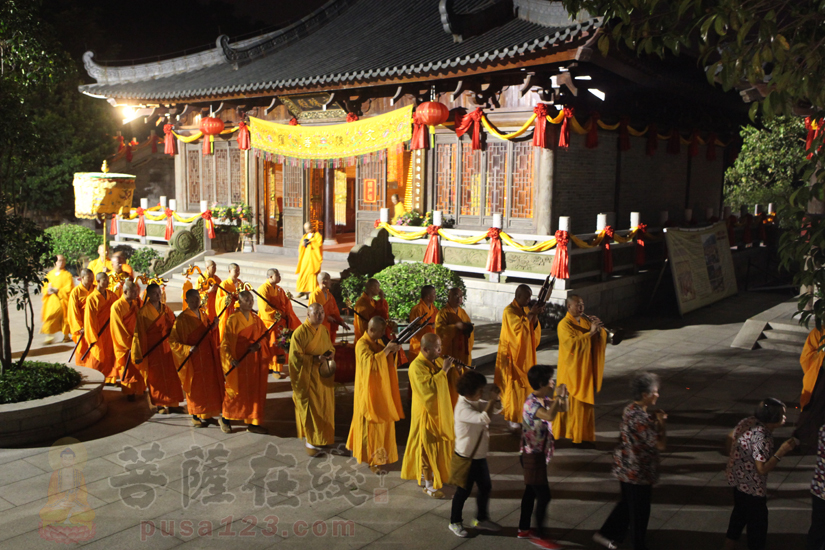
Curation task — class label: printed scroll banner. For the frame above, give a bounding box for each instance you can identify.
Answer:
[665,222,737,316]
[73,172,136,220]
[363,179,377,203]
[249,105,413,160]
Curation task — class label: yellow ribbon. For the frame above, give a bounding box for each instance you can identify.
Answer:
[480,114,537,141]
[437,230,489,245]
[172,126,239,143]
[500,233,557,252]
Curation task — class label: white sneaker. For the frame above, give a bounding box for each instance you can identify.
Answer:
[592,532,618,550]
[472,519,501,531]
[448,523,468,538]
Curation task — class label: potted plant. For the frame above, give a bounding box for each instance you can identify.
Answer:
[238,222,256,253]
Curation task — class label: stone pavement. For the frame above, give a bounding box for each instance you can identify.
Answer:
[0,289,817,550]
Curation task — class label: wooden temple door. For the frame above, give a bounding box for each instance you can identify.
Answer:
[355,152,387,244]
[307,168,325,236]
[280,162,304,248]
[263,161,283,245]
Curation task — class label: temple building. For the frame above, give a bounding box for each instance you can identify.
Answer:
[79,0,746,253]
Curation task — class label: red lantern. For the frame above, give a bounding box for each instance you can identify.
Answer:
[199,117,225,155]
[413,102,450,150]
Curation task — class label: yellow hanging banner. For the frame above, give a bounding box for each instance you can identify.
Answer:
[249,105,413,160]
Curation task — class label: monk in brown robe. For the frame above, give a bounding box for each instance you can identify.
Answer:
[67,269,94,367]
[258,268,301,379]
[170,289,226,428]
[110,280,144,400]
[133,283,185,414]
[84,272,118,383]
[220,290,273,434]
[310,272,350,344]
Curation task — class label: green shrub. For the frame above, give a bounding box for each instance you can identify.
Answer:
[0,361,82,404]
[44,224,100,269]
[130,247,162,275]
[341,263,466,321]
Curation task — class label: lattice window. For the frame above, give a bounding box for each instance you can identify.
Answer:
[485,142,507,216]
[187,150,200,205]
[511,142,534,219]
[230,149,243,202]
[459,143,482,216]
[215,149,229,203]
[201,152,214,204]
[358,152,386,211]
[435,143,457,216]
[283,163,302,209]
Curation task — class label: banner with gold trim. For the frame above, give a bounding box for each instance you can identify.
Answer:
[249,105,413,160]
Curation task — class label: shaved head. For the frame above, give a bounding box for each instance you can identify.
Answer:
[308,303,325,326]
[421,333,440,351]
[122,280,136,291]
[123,280,138,301]
[185,288,200,302]
[96,271,108,285]
[79,268,92,278]
[267,268,277,277]
[368,316,387,330]
[566,294,582,307]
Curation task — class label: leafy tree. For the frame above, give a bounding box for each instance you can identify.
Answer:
[44,224,100,270]
[724,117,808,214]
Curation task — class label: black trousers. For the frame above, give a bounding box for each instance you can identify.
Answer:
[726,488,768,550]
[599,482,652,550]
[450,458,491,524]
[809,495,825,550]
[794,369,825,453]
[519,484,552,536]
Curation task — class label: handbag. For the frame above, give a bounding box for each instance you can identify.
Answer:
[450,429,483,489]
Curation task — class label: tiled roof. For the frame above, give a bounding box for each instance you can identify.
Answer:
[79,0,600,102]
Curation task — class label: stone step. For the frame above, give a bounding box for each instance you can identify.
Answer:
[761,329,808,343]
[757,339,805,354]
[766,320,810,334]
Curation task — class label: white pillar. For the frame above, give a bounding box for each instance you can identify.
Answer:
[684,208,693,222]
[492,213,503,229]
[558,216,571,232]
[379,208,389,223]
[433,210,443,226]
[140,198,149,210]
[659,210,669,225]
[753,204,761,216]
[768,202,775,214]
[169,199,177,212]
[200,200,208,213]
[629,212,640,228]
[596,213,607,232]
[160,196,168,208]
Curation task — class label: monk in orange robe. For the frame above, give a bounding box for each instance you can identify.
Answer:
[435,287,474,365]
[495,284,543,429]
[110,280,144,399]
[310,272,349,344]
[408,285,438,358]
[220,290,273,434]
[108,252,137,299]
[552,294,606,444]
[170,289,226,428]
[191,259,221,319]
[794,326,825,451]
[86,244,112,277]
[84,272,118,383]
[295,222,322,298]
[41,255,73,344]
[133,283,184,414]
[354,278,408,364]
[258,268,301,379]
[347,316,403,473]
[67,269,94,367]
[216,263,242,340]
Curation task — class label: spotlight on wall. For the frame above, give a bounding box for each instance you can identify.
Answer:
[574,75,592,80]
[588,88,606,101]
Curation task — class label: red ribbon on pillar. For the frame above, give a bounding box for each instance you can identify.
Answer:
[646,124,658,156]
[550,230,570,279]
[423,225,441,264]
[706,132,717,161]
[558,107,574,148]
[532,104,548,148]
[602,226,614,275]
[117,135,125,152]
[164,208,175,240]
[150,134,158,154]
[201,210,216,239]
[288,117,299,126]
[346,112,359,123]
[411,111,428,151]
[667,129,681,155]
[586,112,600,149]
[136,208,146,237]
[237,121,250,151]
[455,107,484,150]
[373,219,381,228]
[485,228,502,272]
[742,214,753,244]
[618,117,631,152]
[163,125,176,156]
[125,144,133,163]
[109,215,118,236]
[634,224,647,267]
[688,130,700,157]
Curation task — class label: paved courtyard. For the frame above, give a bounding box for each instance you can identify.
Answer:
[0,289,816,549]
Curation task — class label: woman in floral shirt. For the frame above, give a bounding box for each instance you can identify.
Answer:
[808,424,825,550]
[593,372,666,550]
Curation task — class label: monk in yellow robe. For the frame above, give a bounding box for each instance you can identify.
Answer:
[354,278,409,365]
[552,294,606,444]
[110,281,144,399]
[68,269,94,367]
[41,255,74,343]
[296,222,322,298]
[408,285,438,358]
[347,316,404,473]
[133,283,185,414]
[288,303,336,456]
[86,244,111,277]
[794,326,825,451]
[495,284,542,429]
[220,291,273,434]
[391,194,407,223]
[84,272,118,383]
[310,272,350,344]
[258,268,302,378]
[401,333,455,498]
[216,263,242,340]
[170,289,226,428]
[108,252,137,300]
[38,446,95,537]
[435,286,474,366]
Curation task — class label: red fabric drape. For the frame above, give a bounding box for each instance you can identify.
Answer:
[288,117,299,126]
[346,112,359,123]
[201,210,216,239]
[237,121,250,151]
[136,208,146,237]
[688,130,700,157]
[163,124,176,156]
[532,104,548,149]
[558,107,574,148]
[602,226,614,275]
[455,107,483,150]
[485,228,502,273]
[586,112,600,149]
[706,132,717,161]
[164,208,175,240]
[634,224,647,267]
[125,144,133,162]
[742,214,753,244]
[550,230,570,279]
[667,129,681,155]
[150,135,158,154]
[109,215,118,236]
[423,225,441,264]
[411,111,428,151]
[117,135,125,152]
[618,117,631,152]
[646,124,658,156]
[373,219,381,228]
